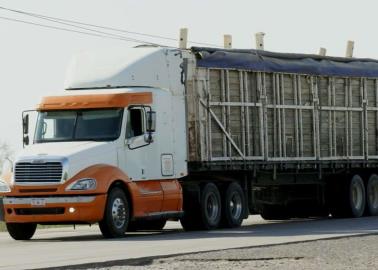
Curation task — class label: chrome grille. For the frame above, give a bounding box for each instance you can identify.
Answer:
[15,162,63,183]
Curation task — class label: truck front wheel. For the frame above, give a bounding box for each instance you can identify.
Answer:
[99,187,130,238]
[221,182,245,228]
[6,223,37,240]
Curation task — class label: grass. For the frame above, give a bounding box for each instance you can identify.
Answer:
[0,222,5,232]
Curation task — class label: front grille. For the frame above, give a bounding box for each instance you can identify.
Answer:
[15,207,65,215]
[15,162,63,183]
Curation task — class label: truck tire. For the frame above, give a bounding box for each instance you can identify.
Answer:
[128,219,167,231]
[200,183,222,229]
[99,187,130,238]
[366,174,378,216]
[221,182,245,228]
[330,174,365,218]
[349,175,366,218]
[181,182,221,230]
[260,205,289,220]
[6,223,37,240]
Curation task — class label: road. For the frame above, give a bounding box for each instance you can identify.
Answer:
[0,215,378,270]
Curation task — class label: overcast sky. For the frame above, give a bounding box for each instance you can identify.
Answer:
[0,0,377,152]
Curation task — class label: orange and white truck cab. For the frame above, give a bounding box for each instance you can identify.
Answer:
[0,47,189,239]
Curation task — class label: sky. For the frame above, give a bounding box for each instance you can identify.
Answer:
[0,0,378,152]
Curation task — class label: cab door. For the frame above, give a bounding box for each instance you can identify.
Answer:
[123,106,163,213]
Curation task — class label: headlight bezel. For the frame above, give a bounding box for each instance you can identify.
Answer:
[0,180,11,193]
[65,178,97,191]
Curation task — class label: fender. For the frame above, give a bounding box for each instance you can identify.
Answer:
[64,164,141,216]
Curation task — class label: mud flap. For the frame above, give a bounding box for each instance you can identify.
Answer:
[0,198,4,221]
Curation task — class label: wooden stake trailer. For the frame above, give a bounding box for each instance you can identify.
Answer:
[4,45,378,239]
[181,47,378,223]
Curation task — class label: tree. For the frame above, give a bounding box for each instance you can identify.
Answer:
[0,142,14,175]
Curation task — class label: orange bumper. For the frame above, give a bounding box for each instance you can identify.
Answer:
[2,194,106,224]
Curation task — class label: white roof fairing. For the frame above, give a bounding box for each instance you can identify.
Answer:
[64,47,181,91]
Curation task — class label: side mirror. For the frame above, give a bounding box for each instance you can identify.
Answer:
[23,114,29,135]
[22,114,30,146]
[146,111,156,132]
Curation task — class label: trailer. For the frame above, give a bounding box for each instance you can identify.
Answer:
[182,47,378,226]
[1,45,378,239]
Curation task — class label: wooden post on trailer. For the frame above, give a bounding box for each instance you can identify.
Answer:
[319,47,327,56]
[346,40,354,58]
[224,35,232,49]
[255,32,265,50]
[179,28,188,49]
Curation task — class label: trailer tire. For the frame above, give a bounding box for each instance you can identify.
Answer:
[6,223,37,240]
[366,174,378,216]
[221,182,245,228]
[99,187,130,238]
[128,219,167,231]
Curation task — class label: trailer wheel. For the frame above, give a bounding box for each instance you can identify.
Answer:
[99,187,130,238]
[366,174,378,216]
[6,223,37,240]
[128,219,167,231]
[221,182,245,228]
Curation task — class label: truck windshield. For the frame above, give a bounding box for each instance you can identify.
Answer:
[34,109,124,143]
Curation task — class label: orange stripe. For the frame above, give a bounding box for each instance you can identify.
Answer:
[37,92,152,111]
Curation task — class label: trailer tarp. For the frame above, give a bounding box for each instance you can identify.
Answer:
[192,47,378,78]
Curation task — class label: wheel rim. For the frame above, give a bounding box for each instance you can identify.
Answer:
[206,192,219,223]
[368,177,378,210]
[351,180,364,211]
[229,192,242,220]
[111,198,126,229]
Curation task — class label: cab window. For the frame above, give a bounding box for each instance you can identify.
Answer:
[126,108,145,138]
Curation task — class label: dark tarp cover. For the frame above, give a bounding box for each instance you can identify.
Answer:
[191,47,378,78]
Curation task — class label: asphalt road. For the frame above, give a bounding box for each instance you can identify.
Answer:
[0,215,378,270]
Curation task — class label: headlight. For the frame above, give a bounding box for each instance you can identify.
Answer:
[0,180,11,193]
[66,178,97,191]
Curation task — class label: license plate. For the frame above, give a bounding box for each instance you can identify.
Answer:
[31,198,46,207]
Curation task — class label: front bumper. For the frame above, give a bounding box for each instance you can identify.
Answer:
[2,194,106,223]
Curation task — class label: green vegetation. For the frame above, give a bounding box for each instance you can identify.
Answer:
[0,222,5,232]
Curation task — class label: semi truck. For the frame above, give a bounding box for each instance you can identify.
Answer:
[1,45,378,240]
